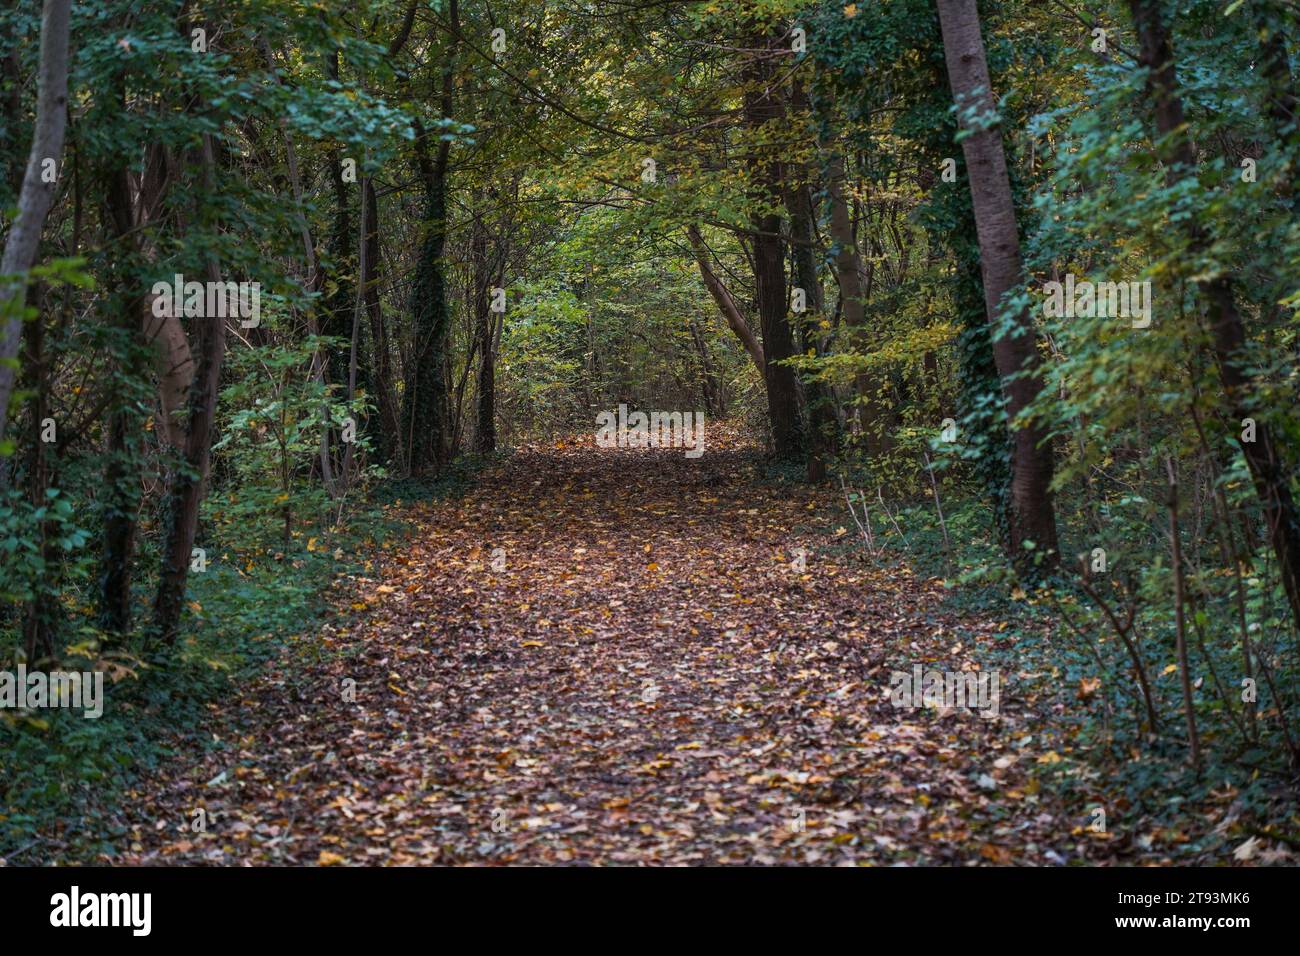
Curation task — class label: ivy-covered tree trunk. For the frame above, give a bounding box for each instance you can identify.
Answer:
[402,0,459,474]
[1128,0,1300,631]
[949,192,1013,553]
[936,0,1059,570]
[403,135,453,474]
[99,163,146,635]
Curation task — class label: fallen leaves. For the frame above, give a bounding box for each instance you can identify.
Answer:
[102,430,1283,867]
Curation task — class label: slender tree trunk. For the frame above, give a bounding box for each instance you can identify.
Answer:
[688,317,724,416]
[743,32,802,460]
[686,224,764,374]
[315,45,351,492]
[0,0,72,445]
[784,132,837,480]
[1166,458,1201,768]
[99,163,145,634]
[151,130,228,644]
[1128,0,1300,630]
[472,214,497,454]
[825,150,889,452]
[936,0,1059,569]
[341,165,366,487]
[362,179,402,464]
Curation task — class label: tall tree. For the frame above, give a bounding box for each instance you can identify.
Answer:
[0,0,72,446]
[936,0,1059,569]
[150,129,229,644]
[472,209,497,454]
[1128,0,1300,629]
[743,30,803,461]
[403,0,461,474]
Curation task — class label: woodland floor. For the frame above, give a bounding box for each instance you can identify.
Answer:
[105,426,1201,865]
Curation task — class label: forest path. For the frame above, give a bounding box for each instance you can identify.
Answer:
[116,427,1068,865]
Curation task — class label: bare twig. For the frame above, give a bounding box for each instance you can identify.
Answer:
[1166,456,1201,770]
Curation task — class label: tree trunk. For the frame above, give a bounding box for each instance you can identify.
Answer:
[1128,0,1300,630]
[151,131,228,644]
[825,151,888,453]
[936,0,1059,569]
[826,153,864,325]
[743,32,802,460]
[0,0,72,445]
[687,225,765,375]
[472,214,497,454]
[402,0,459,474]
[783,131,837,480]
[99,163,145,635]
[363,179,402,464]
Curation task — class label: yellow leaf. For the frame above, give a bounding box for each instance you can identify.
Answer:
[317,851,347,866]
[843,3,858,17]
[307,537,318,552]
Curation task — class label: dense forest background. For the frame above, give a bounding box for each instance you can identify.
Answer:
[2,0,1299,863]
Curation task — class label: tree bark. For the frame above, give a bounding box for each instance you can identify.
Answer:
[825,150,889,452]
[936,0,1059,568]
[99,162,145,634]
[826,154,865,331]
[784,127,837,480]
[151,130,228,644]
[686,224,764,374]
[0,0,72,446]
[472,213,497,454]
[743,32,802,460]
[402,0,459,474]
